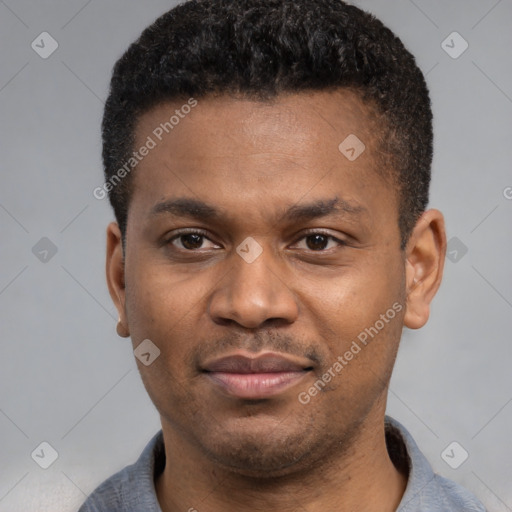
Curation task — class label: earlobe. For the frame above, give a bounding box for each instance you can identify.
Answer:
[403,209,447,330]
[116,318,130,338]
[106,222,130,337]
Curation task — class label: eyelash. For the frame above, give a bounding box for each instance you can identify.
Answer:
[166,229,346,252]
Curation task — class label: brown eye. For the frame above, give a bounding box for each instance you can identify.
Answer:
[168,231,221,251]
[305,234,330,251]
[179,234,204,250]
[292,232,345,252]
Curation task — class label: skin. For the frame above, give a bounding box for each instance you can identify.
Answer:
[106,89,446,512]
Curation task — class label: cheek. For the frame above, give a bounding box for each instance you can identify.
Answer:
[307,257,404,345]
[298,258,406,408]
[301,268,404,414]
[124,264,208,406]
[124,261,208,355]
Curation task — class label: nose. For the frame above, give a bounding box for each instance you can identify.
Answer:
[208,246,299,329]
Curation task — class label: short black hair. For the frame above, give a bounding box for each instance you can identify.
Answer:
[102,0,432,249]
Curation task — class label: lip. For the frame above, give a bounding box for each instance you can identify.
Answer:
[202,352,313,399]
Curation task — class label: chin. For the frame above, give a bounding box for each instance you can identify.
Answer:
[194,415,332,478]
[206,440,312,478]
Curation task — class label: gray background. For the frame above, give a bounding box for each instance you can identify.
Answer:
[1,0,511,510]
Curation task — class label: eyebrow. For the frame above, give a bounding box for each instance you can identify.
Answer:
[150,197,221,220]
[281,197,367,222]
[149,196,367,223]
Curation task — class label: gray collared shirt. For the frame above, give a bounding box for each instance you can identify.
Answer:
[78,416,486,511]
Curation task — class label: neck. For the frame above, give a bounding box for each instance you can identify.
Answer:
[155,407,407,512]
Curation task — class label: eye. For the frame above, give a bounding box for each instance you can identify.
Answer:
[293,232,345,251]
[168,231,220,251]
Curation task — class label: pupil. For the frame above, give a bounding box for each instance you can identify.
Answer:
[307,234,328,250]
[182,234,202,249]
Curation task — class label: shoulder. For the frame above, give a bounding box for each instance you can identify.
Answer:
[78,431,165,512]
[398,471,487,511]
[77,463,138,512]
[433,475,487,511]
[385,417,486,512]
[398,471,486,511]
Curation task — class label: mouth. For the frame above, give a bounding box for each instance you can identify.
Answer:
[201,352,314,400]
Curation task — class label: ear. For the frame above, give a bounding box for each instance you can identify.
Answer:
[106,222,129,337]
[403,209,447,330]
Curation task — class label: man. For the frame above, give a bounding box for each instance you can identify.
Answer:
[80,0,486,510]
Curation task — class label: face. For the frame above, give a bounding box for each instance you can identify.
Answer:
[107,90,444,476]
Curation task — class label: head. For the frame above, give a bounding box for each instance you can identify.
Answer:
[105,0,446,476]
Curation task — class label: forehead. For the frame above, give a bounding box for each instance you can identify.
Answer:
[129,90,397,230]
[135,89,382,160]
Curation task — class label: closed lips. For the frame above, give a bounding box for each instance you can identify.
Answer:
[201,352,314,399]
[202,354,313,374]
